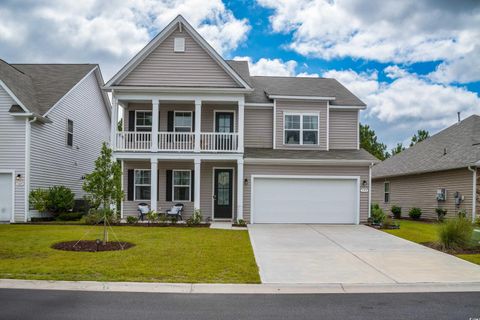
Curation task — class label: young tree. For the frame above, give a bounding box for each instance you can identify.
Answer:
[359,124,389,160]
[83,142,123,244]
[410,129,429,146]
[391,142,405,156]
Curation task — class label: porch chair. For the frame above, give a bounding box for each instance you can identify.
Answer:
[137,203,150,221]
[166,203,184,221]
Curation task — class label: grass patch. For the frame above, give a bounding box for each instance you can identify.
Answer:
[382,219,480,265]
[0,225,260,283]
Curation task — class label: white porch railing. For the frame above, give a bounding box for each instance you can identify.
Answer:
[116,132,152,151]
[200,133,238,152]
[158,132,195,151]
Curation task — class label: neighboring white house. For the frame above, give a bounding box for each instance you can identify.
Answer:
[0,60,111,222]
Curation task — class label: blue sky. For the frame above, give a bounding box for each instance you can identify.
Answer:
[0,0,479,149]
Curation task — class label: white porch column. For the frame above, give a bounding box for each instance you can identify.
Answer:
[110,96,118,150]
[194,98,201,152]
[194,158,201,210]
[238,98,244,152]
[236,158,244,221]
[120,160,124,220]
[150,159,158,212]
[152,99,159,152]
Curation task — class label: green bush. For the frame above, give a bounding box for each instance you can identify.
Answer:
[438,217,473,250]
[46,186,75,215]
[435,208,448,221]
[29,189,49,212]
[146,210,158,225]
[391,205,402,219]
[371,203,386,224]
[236,219,247,227]
[186,209,202,226]
[56,212,83,221]
[126,216,139,224]
[457,209,467,218]
[82,209,118,225]
[408,207,422,220]
[382,216,399,229]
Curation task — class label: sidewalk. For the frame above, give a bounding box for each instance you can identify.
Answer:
[1,279,480,294]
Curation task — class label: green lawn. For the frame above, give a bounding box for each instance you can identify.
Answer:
[0,225,260,283]
[382,220,480,265]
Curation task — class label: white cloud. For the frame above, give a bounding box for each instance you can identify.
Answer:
[384,65,408,79]
[428,45,480,84]
[0,0,250,79]
[297,72,319,77]
[323,67,480,146]
[258,0,480,83]
[234,56,297,76]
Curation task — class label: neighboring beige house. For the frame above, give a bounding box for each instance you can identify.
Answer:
[0,60,111,222]
[104,15,378,224]
[372,115,480,221]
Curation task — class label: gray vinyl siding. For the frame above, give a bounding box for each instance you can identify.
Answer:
[243,164,370,223]
[329,110,358,149]
[122,160,237,220]
[0,86,26,222]
[245,108,273,148]
[30,71,110,199]
[275,99,328,150]
[119,27,240,88]
[372,168,475,220]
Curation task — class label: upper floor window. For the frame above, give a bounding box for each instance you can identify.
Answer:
[173,170,191,201]
[174,111,193,132]
[384,182,390,203]
[134,169,151,201]
[284,113,319,145]
[135,111,152,132]
[66,119,73,147]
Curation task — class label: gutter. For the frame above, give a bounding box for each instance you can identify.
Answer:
[24,116,38,222]
[368,162,374,218]
[468,166,477,223]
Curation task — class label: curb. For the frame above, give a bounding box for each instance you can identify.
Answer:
[1,279,480,294]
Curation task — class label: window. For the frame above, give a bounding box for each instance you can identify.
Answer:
[384,182,390,203]
[284,113,319,145]
[66,119,73,147]
[174,111,193,132]
[134,170,151,201]
[135,111,152,131]
[173,170,191,201]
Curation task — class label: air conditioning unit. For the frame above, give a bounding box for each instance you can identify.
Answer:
[436,188,447,201]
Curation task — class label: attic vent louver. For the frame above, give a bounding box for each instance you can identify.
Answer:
[174,37,185,52]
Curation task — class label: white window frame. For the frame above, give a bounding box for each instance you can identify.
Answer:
[66,119,73,147]
[134,169,151,201]
[135,110,153,132]
[172,169,191,202]
[283,112,320,145]
[384,181,390,203]
[174,111,193,132]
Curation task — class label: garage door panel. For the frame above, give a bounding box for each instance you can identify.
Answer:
[252,177,358,224]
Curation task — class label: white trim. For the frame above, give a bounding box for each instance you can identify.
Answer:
[174,110,194,132]
[249,175,360,224]
[468,166,477,222]
[105,15,252,90]
[115,93,245,102]
[273,99,277,149]
[106,87,253,94]
[44,67,97,117]
[212,167,235,220]
[329,105,366,110]
[114,152,243,161]
[0,80,30,113]
[283,112,320,146]
[172,169,192,202]
[244,158,374,166]
[133,169,151,201]
[268,95,336,101]
[368,164,373,218]
[0,169,16,223]
[134,110,153,132]
[326,101,330,151]
[150,160,158,212]
[120,160,124,219]
[25,118,31,222]
[356,110,360,150]
[245,103,273,108]
[194,159,201,210]
[213,110,236,132]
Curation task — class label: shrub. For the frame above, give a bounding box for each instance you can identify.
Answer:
[158,214,169,224]
[438,217,473,250]
[391,205,402,219]
[186,209,202,226]
[457,209,467,218]
[146,211,158,226]
[236,219,247,227]
[56,212,83,221]
[46,186,75,215]
[382,216,399,229]
[170,216,178,224]
[29,189,49,212]
[435,208,448,222]
[82,209,118,225]
[408,207,422,220]
[371,204,386,224]
[126,216,139,224]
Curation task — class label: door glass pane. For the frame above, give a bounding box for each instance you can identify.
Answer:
[285,130,300,144]
[303,131,318,144]
[217,172,230,205]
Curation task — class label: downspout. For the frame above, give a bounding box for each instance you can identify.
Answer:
[468,166,477,223]
[368,162,374,218]
[24,116,37,222]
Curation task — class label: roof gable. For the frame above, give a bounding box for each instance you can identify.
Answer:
[107,15,250,89]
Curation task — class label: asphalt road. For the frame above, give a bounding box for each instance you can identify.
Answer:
[0,289,479,320]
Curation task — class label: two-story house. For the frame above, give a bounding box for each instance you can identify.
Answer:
[105,15,377,224]
[0,60,111,222]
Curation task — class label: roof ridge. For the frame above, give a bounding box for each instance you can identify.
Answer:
[11,63,97,66]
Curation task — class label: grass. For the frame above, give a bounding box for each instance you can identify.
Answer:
[382,219,480,265]
[0,225,260,283]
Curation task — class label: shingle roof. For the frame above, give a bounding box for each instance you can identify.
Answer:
[372,115,480,179]
[0,60,98,116]
[245,147,378,162]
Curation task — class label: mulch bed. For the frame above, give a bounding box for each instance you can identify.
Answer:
[51,240,135,252]
[421,242,480,255]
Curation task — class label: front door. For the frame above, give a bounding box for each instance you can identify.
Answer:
[213,169,233,219]
[0,173,13,221]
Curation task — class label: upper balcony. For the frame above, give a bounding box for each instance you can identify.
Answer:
[110,94,244,153]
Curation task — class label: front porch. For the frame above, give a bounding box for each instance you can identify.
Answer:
[120,156,244,222]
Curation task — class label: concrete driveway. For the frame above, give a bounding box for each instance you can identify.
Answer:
[248,224,480,284]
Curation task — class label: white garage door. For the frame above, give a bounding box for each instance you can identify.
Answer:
[0,173,13,222]
[252,176,359,224]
